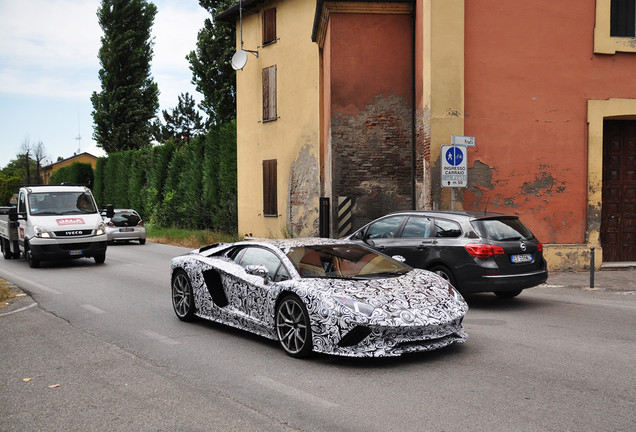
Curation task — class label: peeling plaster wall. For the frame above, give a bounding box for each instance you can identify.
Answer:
[288,143,320,237]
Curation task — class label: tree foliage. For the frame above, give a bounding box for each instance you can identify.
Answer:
[91,0,160,153]
[0,176,21,206]
[152,92,205,143]
[48,162,95,187]
[187,0,236,125]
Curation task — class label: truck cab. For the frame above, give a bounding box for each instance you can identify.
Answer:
[15,185,112,268]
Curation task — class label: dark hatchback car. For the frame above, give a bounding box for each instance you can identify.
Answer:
[348,211,548,298]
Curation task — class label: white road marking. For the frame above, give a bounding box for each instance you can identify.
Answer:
[0,302,37,317]
[0,269,62,295]
[81,304,106,314]
[142,329,180,345]
[253,375,338,408]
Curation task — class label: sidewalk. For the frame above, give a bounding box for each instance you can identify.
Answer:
[545,266,636,292]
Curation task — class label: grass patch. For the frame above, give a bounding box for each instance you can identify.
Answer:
[0,279,19,308]
[146,226,241,250]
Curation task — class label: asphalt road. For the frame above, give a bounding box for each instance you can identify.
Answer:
[1,242,635,431]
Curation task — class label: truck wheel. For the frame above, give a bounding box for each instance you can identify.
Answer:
[94,253,106,264]
[26,246,40,268]
[2,239,11,260]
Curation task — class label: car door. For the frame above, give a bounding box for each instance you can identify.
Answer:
[385,215,436,267]
[355,215,406,254]
[232,246,290,326]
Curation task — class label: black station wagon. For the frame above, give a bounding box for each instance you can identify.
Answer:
[349,211,548,298]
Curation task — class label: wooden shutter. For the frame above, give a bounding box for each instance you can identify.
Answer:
[262,8,276,45]
[611,0,636,37]
[262,65,277,121]
[263,159,277,216]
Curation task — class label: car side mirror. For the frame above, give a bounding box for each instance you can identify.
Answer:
[106,204,114,219]
[245,264,270,284]
[8,207,18,222]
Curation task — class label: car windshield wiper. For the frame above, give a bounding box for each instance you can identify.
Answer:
[32,211,61,216]
[61,210,95,215]
[359,271,410,278]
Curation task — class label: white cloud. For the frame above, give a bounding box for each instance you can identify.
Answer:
[0,0,211,169]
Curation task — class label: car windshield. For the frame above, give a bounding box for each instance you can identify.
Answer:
[285,244,411,279]
[471,218,534,241]
[111,211,141,226]
[28,192,97,215]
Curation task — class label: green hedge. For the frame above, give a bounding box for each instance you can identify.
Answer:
[48,162,95,186]
[92,121,237,232]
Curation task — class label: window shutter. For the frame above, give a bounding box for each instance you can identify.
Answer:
[263,159,277,216]
[262,8,276,45]
[611,0,636,37]
[262,65,277,121]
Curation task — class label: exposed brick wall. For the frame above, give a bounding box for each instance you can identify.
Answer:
[331,94,413,230]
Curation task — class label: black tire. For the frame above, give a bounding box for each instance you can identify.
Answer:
[139,238,146,245]
[275,294,313,358]
[172,270,196,322]
[2,239,11,260]
[26,244,40,268]
[94,253,106,264]
[494,290,523,299]
[430,265,458,288]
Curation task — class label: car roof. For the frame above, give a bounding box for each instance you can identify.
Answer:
[385,210,519,220]
[24,185,89,194]
[243,237,351,248]
[197,237,356,256]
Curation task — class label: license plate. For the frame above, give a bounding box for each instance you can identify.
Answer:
[119,228,134,232]
[69,250,83,256]
[511,253,533,263]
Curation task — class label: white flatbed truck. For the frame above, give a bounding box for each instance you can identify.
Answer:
[0,185,114,268]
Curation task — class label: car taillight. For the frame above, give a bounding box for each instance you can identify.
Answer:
[107,221,114,226]
[138,220,144,227]
[465,243,505,258]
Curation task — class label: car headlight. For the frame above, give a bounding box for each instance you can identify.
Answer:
[33,225,51,238]
[334,296,375,317]
[448,284,464,302]
[96,222,107,236]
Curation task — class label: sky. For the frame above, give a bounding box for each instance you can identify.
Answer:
[0,0,211,169]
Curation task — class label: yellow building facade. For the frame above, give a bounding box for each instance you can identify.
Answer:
[40,152,98,185]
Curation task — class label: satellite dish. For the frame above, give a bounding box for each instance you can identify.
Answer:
[231,50,248,71]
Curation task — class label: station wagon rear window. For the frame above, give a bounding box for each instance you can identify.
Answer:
[472,218,534,241]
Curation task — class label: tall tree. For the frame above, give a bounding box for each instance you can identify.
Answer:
[152,92,205,143]
[32,140,48,184]
[19,137,32,184]
[187,0,236,125]
[91,0,160,153]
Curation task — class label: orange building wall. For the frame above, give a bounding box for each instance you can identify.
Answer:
[463,0,636,244]
[329,14,412,113]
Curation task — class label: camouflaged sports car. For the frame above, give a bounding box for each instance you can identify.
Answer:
[170,238,468,358]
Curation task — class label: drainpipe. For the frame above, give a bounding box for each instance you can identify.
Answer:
[410,1,416,210]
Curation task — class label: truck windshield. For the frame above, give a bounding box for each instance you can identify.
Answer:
[28,192,97,215]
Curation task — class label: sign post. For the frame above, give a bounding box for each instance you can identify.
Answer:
[441,142,470,211]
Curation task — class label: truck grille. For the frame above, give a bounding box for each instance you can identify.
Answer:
[55,230,91,237]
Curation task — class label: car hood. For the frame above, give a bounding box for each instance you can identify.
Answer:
[304,269,468,325]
